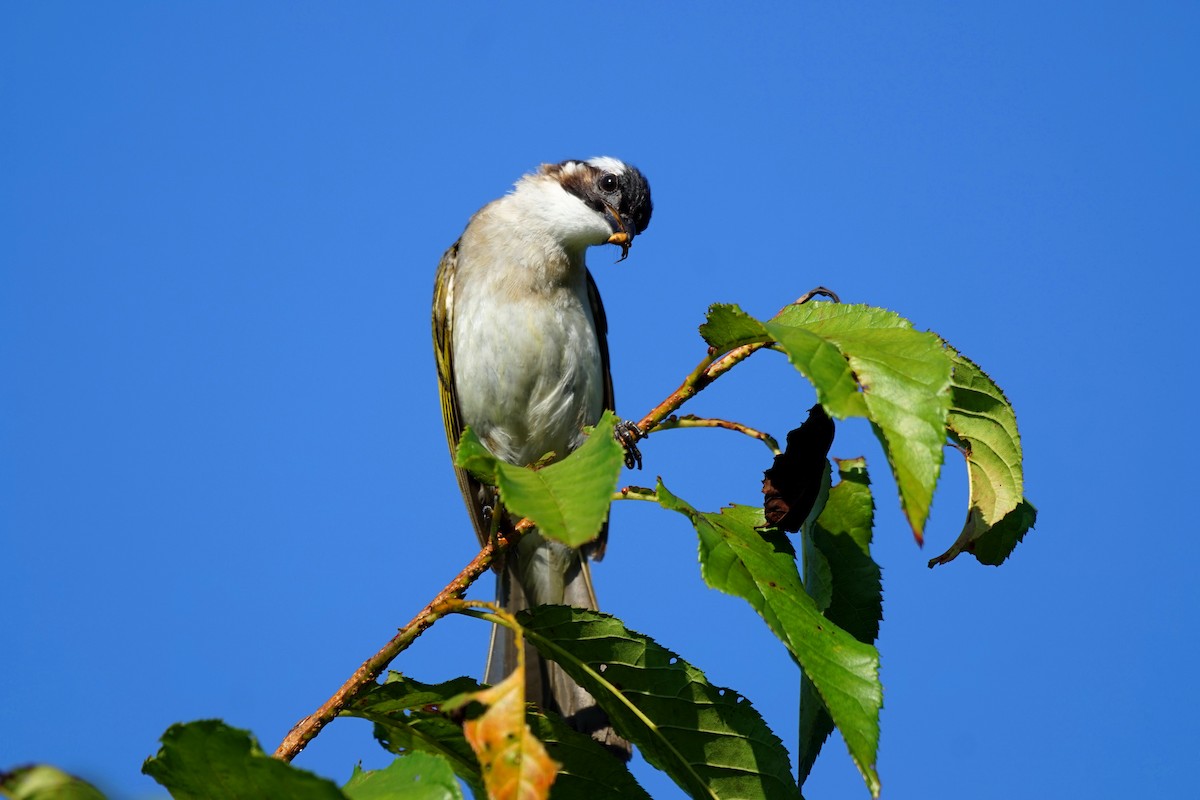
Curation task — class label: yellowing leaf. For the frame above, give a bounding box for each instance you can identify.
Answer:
[461,624,559,800]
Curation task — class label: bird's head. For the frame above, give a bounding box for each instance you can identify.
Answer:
[534,157,653,260]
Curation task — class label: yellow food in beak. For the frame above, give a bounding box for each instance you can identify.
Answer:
[607,231,632,261]
[603,201,634,261]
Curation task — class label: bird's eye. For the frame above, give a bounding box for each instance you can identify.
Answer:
[599,174,618,193]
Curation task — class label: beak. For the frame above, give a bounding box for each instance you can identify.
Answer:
[604,203,634,261]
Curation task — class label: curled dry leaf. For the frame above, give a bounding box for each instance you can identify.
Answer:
[762,404,836,532]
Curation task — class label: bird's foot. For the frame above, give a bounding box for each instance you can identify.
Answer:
[614,420,643,470]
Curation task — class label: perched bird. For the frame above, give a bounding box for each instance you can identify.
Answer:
[432,157,652,754]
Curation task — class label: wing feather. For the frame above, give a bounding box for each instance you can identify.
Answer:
[434,242,493,547]
[584,268,614,562]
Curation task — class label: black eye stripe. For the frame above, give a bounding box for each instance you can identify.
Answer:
[552,159,652,236]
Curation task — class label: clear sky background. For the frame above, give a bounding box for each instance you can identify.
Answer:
[3,3,1197,798]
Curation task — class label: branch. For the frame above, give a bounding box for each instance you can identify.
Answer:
[272,519,530,761]
[273,286,839,762]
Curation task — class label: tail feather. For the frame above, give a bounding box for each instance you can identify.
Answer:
[486,532,631,760]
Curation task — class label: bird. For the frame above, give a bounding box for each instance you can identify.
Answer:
[432,157,652,755]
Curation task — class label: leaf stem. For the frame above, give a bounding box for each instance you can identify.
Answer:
[612,485,660,502]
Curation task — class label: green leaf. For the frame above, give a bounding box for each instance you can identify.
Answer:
[454,412,624,547]
[797,457,882,789]
[141,720,347,800]
[453,429,500,485]
[929,348,1037,566]
[343,754,463,800]
[948,499,1038,567]
[771,302,952,540]
[700,301,952,540]
[656,480,882,797]
[345,674,651,800]
[698,303,772,354]
[808,459,881,638]
[529,714,652,800]
[343,676,486,798]
[0,765,107,800]
[517,606,799,800]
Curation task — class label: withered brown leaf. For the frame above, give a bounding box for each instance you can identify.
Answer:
[762,405,836,532]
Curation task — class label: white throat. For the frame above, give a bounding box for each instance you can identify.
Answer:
[499,175,612,253]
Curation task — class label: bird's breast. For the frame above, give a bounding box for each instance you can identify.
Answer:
[452,278,604,467]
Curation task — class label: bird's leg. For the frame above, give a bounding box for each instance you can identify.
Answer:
[481,486,504,549]
[613,420,643,470]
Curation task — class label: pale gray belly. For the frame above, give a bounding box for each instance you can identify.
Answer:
[453,294,603,467]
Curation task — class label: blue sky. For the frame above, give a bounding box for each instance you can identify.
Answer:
[3,3,1197,798]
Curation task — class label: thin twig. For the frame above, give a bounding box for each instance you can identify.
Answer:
[795,286,840,305]
[634,287,835,436]
[651,414,782,454]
